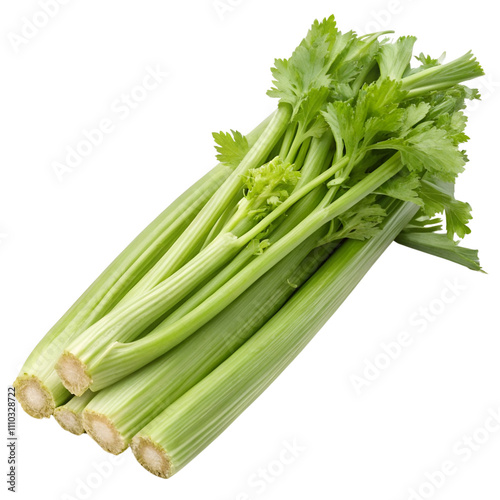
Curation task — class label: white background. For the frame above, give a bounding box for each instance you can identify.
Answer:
[1,1,499,499]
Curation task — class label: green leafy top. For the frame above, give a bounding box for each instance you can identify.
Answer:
[315,54,477,243]
[266,16,384,145]
[370,82,476,241]
[370,122,467,182]
[213,129,249,168]
[322,79,407,165]
[219,17,483,268]
[267,16,346,114]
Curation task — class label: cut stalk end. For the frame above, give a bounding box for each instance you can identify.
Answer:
[13,376,54,419]
[82,411,127,455]
[131,435,172,479]
[54,408,85,435]
[56,352,92,397]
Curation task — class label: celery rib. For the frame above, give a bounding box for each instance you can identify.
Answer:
[53,390,96,436]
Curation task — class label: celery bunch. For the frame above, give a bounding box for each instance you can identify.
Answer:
[15,15,483,480]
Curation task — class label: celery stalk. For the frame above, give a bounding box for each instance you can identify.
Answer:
[53,391,96,436]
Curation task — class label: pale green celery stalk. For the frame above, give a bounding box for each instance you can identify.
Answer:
[84,153,404,391]
[15,113,275,417]
[279,122,298,158]
[200,189,244,250]
[56,143,348,395]
[57,233,242,395]
[131,201,419,478]
[13,164,231,418]
[53,391,96,436]
[401,52,484,98]
[396,231,483,272]
[146,243,259,330]
[292,137,313,171]
[82,231,332,454]
[284,124,312,164]
[279,108,316,166]
[119,106,292,300]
